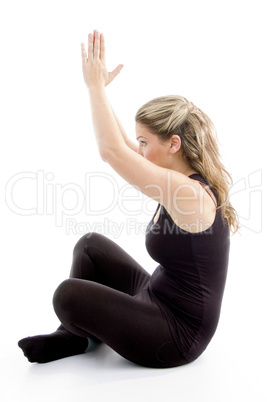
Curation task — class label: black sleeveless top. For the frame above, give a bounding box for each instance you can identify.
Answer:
[145,174,230,362]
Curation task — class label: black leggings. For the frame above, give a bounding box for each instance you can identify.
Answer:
[53,233,187,368]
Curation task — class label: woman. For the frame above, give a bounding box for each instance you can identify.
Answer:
[18,30,239,368]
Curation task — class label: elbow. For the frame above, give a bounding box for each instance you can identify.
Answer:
[99,147,111,163]
[99,144,125,164]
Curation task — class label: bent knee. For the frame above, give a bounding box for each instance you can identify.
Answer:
[53,278,79,317]
[73,232,104,254]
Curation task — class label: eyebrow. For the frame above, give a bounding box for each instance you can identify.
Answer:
[136,136,147,140]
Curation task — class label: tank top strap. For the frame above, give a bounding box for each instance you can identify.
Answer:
[189,173,218,207]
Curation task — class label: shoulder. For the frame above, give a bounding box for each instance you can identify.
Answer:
[166,173,217,233]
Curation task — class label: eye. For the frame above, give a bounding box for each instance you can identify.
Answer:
[140,141,146,146]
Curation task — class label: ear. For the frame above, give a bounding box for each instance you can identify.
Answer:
[169,135,182,154]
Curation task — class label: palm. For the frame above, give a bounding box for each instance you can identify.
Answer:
[81,31,123,88]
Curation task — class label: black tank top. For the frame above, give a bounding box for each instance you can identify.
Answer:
[146,174,230,362]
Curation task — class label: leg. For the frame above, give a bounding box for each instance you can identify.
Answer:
[70,232,150,294]
[18,232,151,363]
[53,278,187,368]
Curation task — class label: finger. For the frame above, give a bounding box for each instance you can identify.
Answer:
[93,30,100,59]
[109,64,124,81]
[81,43,87,63]
[100,33,105,62]
[87,33,93,60]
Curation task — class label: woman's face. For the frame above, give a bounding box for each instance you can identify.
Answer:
[135,123,171,167]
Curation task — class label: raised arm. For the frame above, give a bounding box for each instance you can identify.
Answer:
[80,30,201,213]
[110,104,138,152]
[81,31,137,154]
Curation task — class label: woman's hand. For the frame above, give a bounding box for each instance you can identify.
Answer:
[81,30,123,90]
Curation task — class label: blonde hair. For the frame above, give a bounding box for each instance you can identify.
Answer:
[135,95,239,233]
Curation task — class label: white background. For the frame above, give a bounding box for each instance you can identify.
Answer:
[0,0,266,401]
